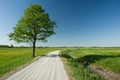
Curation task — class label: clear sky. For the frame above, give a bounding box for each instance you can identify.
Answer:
[0,0,120,47]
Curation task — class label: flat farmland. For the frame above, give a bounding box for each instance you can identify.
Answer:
[61,48,120,80]
[0,48,61,77]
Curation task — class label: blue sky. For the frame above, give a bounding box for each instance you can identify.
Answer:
[0,0,120,47]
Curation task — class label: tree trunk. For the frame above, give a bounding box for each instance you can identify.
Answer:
[32,34,36,57]
[32,40,36,57]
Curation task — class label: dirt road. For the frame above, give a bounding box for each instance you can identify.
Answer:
[6,51,68,80]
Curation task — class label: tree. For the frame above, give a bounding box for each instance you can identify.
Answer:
[8,4,56,57]
[10,44,14,48]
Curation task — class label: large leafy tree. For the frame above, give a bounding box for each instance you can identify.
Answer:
[8,4,56,57]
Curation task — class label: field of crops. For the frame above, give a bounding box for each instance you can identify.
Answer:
[61,48,120,80]
[0,48,61,77]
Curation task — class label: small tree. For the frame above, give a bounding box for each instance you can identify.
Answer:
[10,44,14,48]
[8,4,56,57]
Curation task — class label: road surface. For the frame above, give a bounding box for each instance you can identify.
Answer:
[6,51,68,80]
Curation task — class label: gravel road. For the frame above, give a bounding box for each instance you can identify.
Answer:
[6,51,68,80]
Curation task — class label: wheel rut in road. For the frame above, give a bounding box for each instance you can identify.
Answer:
[6,51,68,80]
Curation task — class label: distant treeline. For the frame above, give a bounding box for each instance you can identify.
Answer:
[0,45,9,48]
[0,45,70,48]
[0,45,79,48]
[0,44,32,48]
[0,45,13,48]
[1,45,120,48]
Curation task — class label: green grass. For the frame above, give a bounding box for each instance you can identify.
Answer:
[0,48,61,77]
[61,48,120,80]
[61,49,105,80]
[68,48,120,73]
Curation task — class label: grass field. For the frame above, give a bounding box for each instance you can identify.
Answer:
[0,48,61,77]
[61,48,120,80]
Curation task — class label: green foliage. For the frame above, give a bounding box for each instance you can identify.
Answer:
[8,4,56,44]
[8,4,56,57]
[0,45,9,48]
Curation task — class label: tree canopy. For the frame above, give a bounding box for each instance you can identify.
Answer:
[9,4,56,57]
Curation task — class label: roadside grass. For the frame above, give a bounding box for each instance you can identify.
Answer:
[95,57,120,74]
[0,48,61,77]
[68,48,120,73]
[61,48,120,80]
[61,49,105,80]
